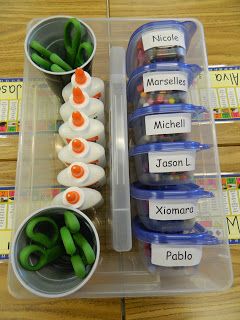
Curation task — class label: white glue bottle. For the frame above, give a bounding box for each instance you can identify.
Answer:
[58,137,106,167]
[57,162,106,188]
[52,187,103,211]
[60,87,105,124]
[62,68,104,102]
[60,87,104,123]
[58,111,106,146]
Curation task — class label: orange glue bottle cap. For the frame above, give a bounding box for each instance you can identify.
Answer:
[75,68,87,85]
[72,111,85,127]
[72,139,85,153]
[71,164,85,178]
[66,190,80,204]
[73,87,85,104]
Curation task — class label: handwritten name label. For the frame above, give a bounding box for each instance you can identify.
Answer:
[149,200,198,220]
[151,245,202,267]
[143,71,188,93]
[210,69,240,88]
[0,80,22,100]
[142,28,185,51]
[145,113,191,135]
[148,151,196,173]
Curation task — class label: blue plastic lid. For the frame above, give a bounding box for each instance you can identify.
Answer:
[128,104,206,125]
[129,141,210,156]
[133,217,219,245]
[127,62,202,103]
[130,182,213,200]
[126,20,197,76]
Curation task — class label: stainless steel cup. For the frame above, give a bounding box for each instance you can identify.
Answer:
[11,206,100,298]
[24,16,96,98]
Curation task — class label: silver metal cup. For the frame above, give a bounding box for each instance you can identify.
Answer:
[24,16,96,98]
[11,206,100,298]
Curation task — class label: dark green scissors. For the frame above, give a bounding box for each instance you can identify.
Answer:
[64,18,93,68]
[19,216,63,271]
[19,212,96,279]
[30,18,93,72]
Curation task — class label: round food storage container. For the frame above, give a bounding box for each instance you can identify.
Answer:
[126,20,197,77]
[130,182,213,233]
[129,141,209,186]
[128,104,206,145]
[127,62,201,110]
[133,217,219,276]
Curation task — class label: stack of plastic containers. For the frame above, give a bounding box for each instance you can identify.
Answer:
[54,68,106,212]
[127,21,217,272]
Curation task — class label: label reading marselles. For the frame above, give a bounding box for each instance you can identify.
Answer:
[149,200,198,220]
[145,113,191,135]
[142,28,186,51]
[151,245,202,267]
[143,71,188,93]
[148,150,196,173]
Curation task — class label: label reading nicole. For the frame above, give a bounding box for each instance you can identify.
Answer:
[142,28,185,51]
[145,113,191,136]
[151,245,202,267]
[148,150,196,173]
[143,71,188,93]
[149,200,198,220]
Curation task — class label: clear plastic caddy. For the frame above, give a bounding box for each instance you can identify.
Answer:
[8,17,233,298]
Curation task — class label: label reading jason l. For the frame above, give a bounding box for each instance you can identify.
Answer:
[142,28,185,51]
[145,113,191,135]
[148,150,196,173]
[149,200,198,220]
[151,245,202,267]
[143,71,188,93]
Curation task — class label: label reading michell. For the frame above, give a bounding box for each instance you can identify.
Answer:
[145,113,191,135]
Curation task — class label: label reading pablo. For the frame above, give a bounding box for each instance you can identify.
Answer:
[143,71,188,93]
[148,151,196,173]
[151,245,202,267]
[145,113,191,135]
[142,28,186,51]
[149,200,198,220]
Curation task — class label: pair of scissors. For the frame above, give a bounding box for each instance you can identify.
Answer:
[19,212,96,279]
[19,216,64,271]
[60,211,96,279]
[64,18,93,68]
[30,18,93,72]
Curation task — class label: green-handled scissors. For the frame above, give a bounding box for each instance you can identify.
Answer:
[30,41,72,71]
[19,216,63,271]
[64,18,93,68]
[19,244,64,271]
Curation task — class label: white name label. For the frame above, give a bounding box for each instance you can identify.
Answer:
[143,71,188,93]
[148,150,196,173]
[149,200,198,220]
[145,113,191,135]
[142,28,186,51]
[151,245,202,267]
